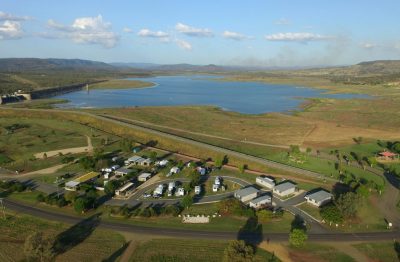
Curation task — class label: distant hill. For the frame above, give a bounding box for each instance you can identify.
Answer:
[0,58,116,72]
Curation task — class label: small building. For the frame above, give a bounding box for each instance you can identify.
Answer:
[170,167,180,174]
[115,182,135,197]
[256,176,275,189]
[114,167,131,177]
[195,185,201,195]
[197,167,207,175]
[103,173,112,179]
[138,172,152,182]
[249,194,272,208]
[168,181,176,191]
[138,158,153,166]
[273,181,297,197]
[377,151,398,161]
[305,190,332,207]
[234,187,260,202]
[153,184,165,196]
[65,181,80,191]
[156,159,169,167]
[111,165,120,171]
[175,187,185,197]
[126,155,144,165]
[214,176,222,185]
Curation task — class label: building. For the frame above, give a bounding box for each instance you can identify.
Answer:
[115,182,135,197]
[305,190,332,207]
[234,187,260,202]
[138,173,152,182]
[249,194,272,208]
[212,184,219,192]
[156,159,169,167]
[170,167,180,174]
[175,187,185,197]
[195,185,201,195]
[138,158,153,166]
[378,151,399,161]
[114,167,131,177]
[197,167,207,175]
[168,181,176,191]
[214,176,222,185]
[126,155,144,165]
[256,176,275,189]
[153,184,165,196]
[65,181,80,191]
[273,181,297,197]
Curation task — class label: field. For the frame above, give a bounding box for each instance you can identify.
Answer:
[89,79,154,89]
[353,242,399,262]
[288,243,355,262]
[129,239,277,262]
[0,212,126,262]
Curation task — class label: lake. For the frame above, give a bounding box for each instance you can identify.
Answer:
[55,75,368,114]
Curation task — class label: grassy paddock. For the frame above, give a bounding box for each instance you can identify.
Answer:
[288,243,355,262]
[353,242,399,262]
[129,238,278,262]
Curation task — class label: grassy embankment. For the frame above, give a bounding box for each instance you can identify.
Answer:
[0,211,126,261]
[89,79,154,89]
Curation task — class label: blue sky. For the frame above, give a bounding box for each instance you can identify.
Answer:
[1,0,400,66]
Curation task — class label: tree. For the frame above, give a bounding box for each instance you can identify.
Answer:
[223,240,254,262]
[290,145,301,154]
[79,156,96,170]
[335,192,360,219]
[289,229,308,247]
[74,197,90,213]
[257,209,273,223]
[24,232,54,262]
[104,180,121,196]
[366,156,378,168]
[181,195,193,209]
[214,156,223,168]
[320,204,343,224]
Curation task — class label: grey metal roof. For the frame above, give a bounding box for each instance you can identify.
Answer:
[235,186,259,197]
[115,167,131,174]
[306,190,332,202]
[257,177,275,185]
[250,195,271,204]
[274,181,296,192]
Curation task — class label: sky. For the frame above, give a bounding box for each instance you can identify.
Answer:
[1,0,400,67]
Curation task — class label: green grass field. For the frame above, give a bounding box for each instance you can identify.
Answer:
[129,239,278,262]
[288,243,355,262]
[90,79,154,89]
[353,242,399,262]
[0,212,126,262]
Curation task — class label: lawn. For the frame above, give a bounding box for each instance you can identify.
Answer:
[298,202,322,221]
[288,243,355,262]
[353,242,399,262]
[0,211,126,262]
[129,239,278,262]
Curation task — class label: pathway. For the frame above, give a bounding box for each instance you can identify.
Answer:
[34,135,93,159]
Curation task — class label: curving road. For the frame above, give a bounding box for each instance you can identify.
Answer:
[3,198,399,242]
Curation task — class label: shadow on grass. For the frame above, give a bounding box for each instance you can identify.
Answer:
[103,241,130,262]
[53,214,100,255]
[237,216,263,248]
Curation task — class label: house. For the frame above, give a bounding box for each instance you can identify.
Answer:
[126,155,144,165]
[65,181,80,191]
[195,185,201,195]
[138,158,153,166]
[153,184,165,196]
[256,176,275,189]
[305,190,332,207]
[156,159,169,167]
[168,181,176,191]
[212,184,219,192]
[175,187,185,197]
[234,187,260,202]
[138,173,152,182]
[377,151,399,161]
[115,182,135,197]
[249,194,272,208]
[114,167,131,177]
[170,167,180,174]
[273,181,297,197]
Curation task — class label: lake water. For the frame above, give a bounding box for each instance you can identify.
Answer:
[55,75,368,114]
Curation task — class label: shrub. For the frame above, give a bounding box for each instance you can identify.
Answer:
[289,229,308,247]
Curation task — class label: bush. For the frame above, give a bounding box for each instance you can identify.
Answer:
[36,194,45,202]
[218,198,255,217]
[320,204,343,224]
[289,229,308,247]
[223,240,254,262]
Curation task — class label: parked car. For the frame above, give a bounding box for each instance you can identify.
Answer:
[143,193,151,198]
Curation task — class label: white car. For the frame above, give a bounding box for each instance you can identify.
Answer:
[143,193,151,198]
[175,187,185,197]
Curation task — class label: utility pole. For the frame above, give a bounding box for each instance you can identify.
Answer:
[0,198,6,220]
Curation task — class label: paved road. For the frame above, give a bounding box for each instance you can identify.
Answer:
[4,198,399,242]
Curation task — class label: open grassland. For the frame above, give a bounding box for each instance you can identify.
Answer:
[353,242,399,262]
[89,79,154,89]
[288,243,355,262]
[4,99,69,109]
[129,238,277,262]
[0,212,125,262]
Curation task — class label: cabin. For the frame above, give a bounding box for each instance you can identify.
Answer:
[168,181,176,191]
[125,155,145,165]
[249,194,272,208]
[305,190,332,207]
[138,158,153,166]
[153,184,165,196]
[65,181,80,191]
[256,176,275,189]
[234,187,260,202]
[377,151,399,161]
[114,167,131,177]
[138,172,152,182]
[175,187,185,197]
[273,181,297,197]
[156,159,169,167]
[115,182,135,197]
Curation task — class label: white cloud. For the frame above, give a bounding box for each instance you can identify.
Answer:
[265,32,333,42]
[222,31,250,41]
[138,28,169,40]
[360,42,377,49]
[274,18,290,25]
[0,20,23,39]
[0,11,31,21]
[123,27,133,33]
[176,39,192,50]
[175,22,213,37]
[47,15,119,48]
